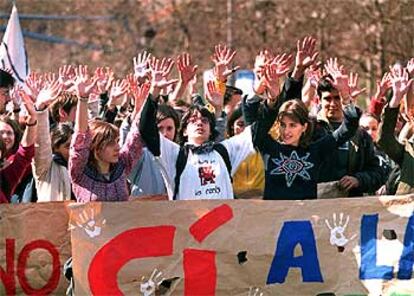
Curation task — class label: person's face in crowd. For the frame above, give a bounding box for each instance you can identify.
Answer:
[233,117,245,135]
[359,116,379,142]
[54,136,72,161]
[0,87,10,114]
[0,121,15,151]
[229,93,242,107]
[184,111,211,145]
[320,90,343,122]
[158,118,176,141]
[279,115,307,147]
[96,137,121,165]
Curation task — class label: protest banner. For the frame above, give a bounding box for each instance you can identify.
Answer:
[67,195,414,295]
[2,196,414,295]
[0,202,71,295]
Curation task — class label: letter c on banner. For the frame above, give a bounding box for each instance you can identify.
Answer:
[88,226,176,295]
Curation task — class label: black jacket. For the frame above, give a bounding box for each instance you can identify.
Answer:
[314,116,384,196]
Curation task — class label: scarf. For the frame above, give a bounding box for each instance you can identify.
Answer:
[184,141,215,154]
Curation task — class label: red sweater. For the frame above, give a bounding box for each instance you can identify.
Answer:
[0,145,35,203]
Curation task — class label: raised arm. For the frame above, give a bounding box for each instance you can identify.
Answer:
[73,65,97,133]
[69,65,98,182]
[119,82,149,175]
[378,66,414,164]
[169,53,198,106]
[24,75,62,178]
[368,72,391,117]
[212,44,240,85]
[148,57,177,99]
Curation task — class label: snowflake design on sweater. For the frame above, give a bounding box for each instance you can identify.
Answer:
[270,151,314,187]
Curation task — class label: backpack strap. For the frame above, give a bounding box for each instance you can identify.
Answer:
[173,144,232,200]
[213,143,232,182]
[173,146,189,200]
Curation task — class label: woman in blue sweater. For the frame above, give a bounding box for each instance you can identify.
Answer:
[253,73,361,200]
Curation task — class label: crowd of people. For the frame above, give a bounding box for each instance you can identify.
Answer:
[0,35,413,203]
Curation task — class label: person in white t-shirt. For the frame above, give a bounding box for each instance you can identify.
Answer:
[139,80,255,200]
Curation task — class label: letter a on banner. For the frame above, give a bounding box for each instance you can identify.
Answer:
[0,5,30,84]
[267,221,323,284]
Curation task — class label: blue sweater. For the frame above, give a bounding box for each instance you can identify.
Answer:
[253,103,360,200]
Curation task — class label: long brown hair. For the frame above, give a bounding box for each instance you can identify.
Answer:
[273,99,313,148]
[0,115,22,155]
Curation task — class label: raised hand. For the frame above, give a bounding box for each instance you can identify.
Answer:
[374,72,392,99]
[306,62,322,88]
[35,77,62,111]
[108,79,129,109]
[324,57,344,76]
[176,52,198,83]
[270,53,293,77]
[58,65,76,91]
[254,49,273,78]
[263,64,282,100]
[10,84,22,109]
[132,81,151,117]
[149,57,178,97]
[94,67,114,94]
[133,50,151,81]
[389,65,413,108]
[292,36,319,79]
[295,36,318,69]
[324,58,351,104]
[212,44,239,82]
[348,72,366,99]
[25,72,44,100]
[19,88,37,124]
[206,80,224,117]
[254,52,292,98]
[73,65,97,99]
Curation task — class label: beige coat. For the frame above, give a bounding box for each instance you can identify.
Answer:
[32,110,72,202]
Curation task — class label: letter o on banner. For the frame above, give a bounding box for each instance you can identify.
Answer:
[17,240,61,295]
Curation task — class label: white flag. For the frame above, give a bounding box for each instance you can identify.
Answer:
[0,5,29,84]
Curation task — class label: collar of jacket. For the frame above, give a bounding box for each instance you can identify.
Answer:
[316,110,335,130]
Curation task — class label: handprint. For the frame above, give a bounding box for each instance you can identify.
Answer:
[325,213,356,248]
[139,268,165,296]
[68,206,106,238]
[248,287,264,296]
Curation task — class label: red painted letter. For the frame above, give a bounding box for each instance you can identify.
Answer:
[0,239,16,295]
[88,226,175,295]
[184,204,234,295]
[17,240,61,295]
[184,249,216,296]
